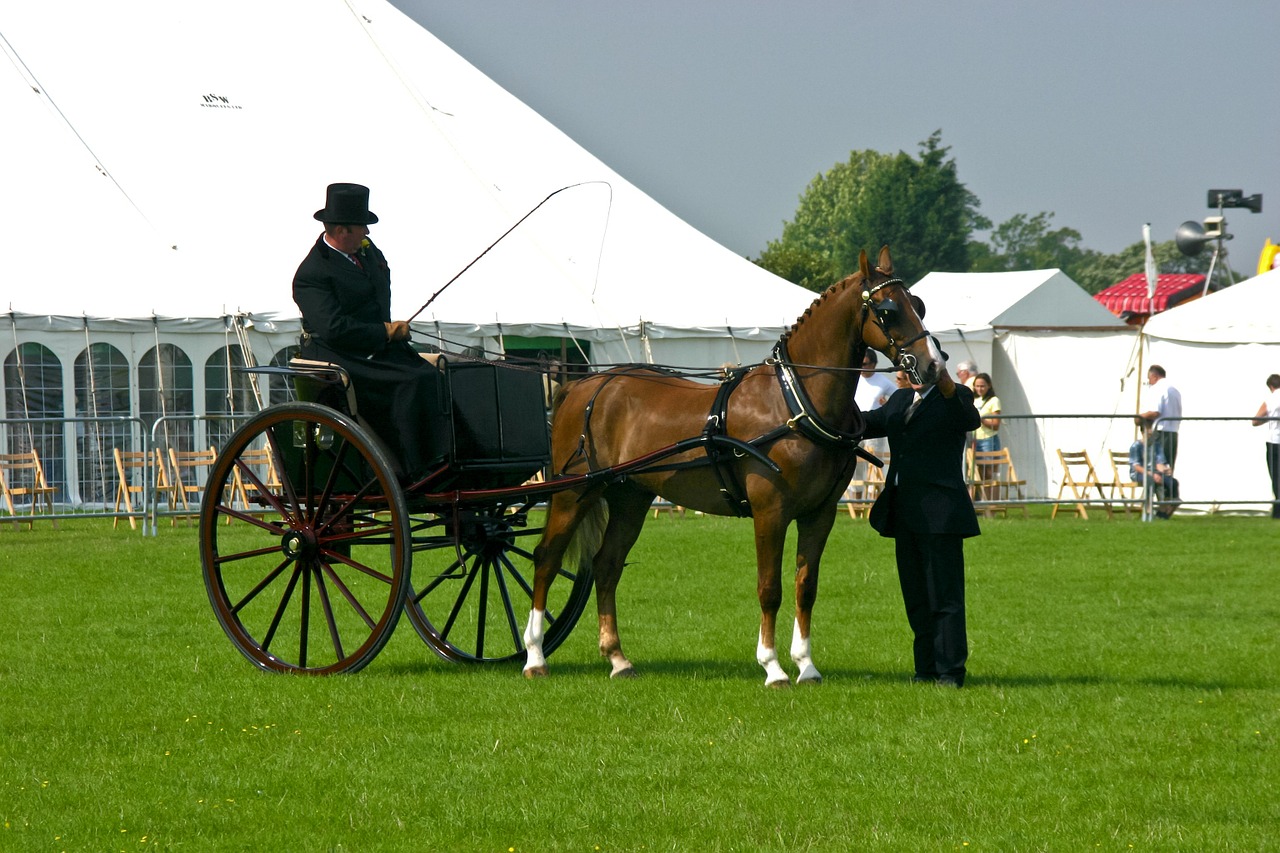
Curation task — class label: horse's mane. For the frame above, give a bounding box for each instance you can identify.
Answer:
[778,272,862,346]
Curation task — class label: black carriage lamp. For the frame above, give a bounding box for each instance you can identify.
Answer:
[1174,188,1263,295]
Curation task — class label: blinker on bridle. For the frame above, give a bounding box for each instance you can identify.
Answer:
[861,276,933,384]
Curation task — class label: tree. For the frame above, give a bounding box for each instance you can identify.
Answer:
[1067,239,1231,295]
[968,212,1090,275]
[753,131,988,290]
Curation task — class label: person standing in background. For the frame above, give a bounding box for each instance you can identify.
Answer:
[1140,365,1182,469]
[1251,373,1280,519]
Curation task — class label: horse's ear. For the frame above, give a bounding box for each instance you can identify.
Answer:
[875,246,893,275]
[858,250,870,281]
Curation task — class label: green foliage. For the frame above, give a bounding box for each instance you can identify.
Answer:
[755,134,1244,295]
[1069,238,1228,295]
[968,211,1089,274]
[754,131,987,290]
[2,517,1278,850]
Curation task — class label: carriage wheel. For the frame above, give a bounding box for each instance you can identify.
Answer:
[200,403,411,674]
[403,502,594,664]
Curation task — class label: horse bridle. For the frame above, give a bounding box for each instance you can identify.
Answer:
[860,276,932,385]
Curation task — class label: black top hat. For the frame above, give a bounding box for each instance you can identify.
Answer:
[314,183,379,224]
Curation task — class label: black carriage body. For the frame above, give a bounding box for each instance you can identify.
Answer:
[282,355,549,492]
[433,358,550,489]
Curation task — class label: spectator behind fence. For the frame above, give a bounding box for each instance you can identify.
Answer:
[971,373,1002,453]
[954,360,978,390]
[1139,364,1182,469]
[1130,415,1181,519]
[1250,373,1280,520]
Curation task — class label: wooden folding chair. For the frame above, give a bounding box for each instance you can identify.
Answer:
[1104,449,1142,515]
[228,446,282,518]
[113,448,167,530]
[1051,449,1112,520]
[0,450,58,529]
[167,446,218,524]
[845,452,888,518]
[971,448,1027,518]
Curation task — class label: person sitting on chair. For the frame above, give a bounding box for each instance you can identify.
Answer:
[292,183,441,478]
[1129,415,1180,519]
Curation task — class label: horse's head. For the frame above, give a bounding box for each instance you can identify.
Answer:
[857,246,945,387]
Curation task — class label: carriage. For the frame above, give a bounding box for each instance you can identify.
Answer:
[200,247,943,683]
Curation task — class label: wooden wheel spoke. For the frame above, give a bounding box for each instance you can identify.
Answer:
[260,563,304,654]
[229,558,293,614]
[489,552,525,654]
[318,560,378,631]
[439,559,482,643]
[411,546,478,604]
[312,563,346,661]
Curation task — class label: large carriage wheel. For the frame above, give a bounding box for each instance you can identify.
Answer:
[403,501,594,664]
[200,403,411,674]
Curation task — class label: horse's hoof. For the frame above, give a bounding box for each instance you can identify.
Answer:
[610,665,638,679]
[766,677,792,689]
[796,664,823,685]
[523,665,548,679]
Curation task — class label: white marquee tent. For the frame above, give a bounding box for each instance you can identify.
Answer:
[1,0,817,504]
[1139,267,1280,510]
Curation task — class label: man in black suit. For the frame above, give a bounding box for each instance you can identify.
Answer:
[292,183,441,477]
[860,364,981,687]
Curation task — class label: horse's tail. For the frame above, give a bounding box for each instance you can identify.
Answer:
[561,496,608,573]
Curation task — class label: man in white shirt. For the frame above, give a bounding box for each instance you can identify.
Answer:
[849,350,898,501]
[855,350,897,414]
[1139,364,1182,468]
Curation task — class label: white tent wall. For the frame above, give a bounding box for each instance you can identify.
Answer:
[1138,268,1280,512]
[992,328,1143,499]
[2,0,815,505]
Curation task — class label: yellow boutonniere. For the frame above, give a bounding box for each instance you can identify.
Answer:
[359,237,371,256]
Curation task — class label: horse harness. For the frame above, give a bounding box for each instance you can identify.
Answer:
[562,274,927,517]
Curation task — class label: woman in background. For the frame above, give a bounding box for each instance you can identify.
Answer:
[971,373,1002,495]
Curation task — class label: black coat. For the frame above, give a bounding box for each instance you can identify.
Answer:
[293,234,398,359]
[292,234,442,475]
[861,384,982,539]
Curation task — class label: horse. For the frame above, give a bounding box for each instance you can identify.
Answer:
[522,246,944,686]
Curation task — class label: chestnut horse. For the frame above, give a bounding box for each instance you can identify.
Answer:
[522,246,943,686]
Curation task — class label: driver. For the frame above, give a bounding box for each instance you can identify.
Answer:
[292,183,441,479]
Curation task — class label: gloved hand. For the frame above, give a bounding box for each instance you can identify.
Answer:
[385,321,411,342]
[936,368,957,398]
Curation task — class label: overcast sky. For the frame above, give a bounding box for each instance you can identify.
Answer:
[392,1,1278,277]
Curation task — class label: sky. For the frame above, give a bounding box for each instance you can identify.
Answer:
[392,1,1279,278]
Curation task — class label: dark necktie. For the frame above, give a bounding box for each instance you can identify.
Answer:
[349,253,363,270]
[906,391,923,422]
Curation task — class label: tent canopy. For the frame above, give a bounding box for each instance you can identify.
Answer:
[1094,273,1206,320]
[911,269,1129,334]
[2,0,812,350]
[1141,268,1280,345]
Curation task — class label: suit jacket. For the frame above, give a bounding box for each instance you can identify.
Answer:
[861,384,982,538]
[293,234,396,360]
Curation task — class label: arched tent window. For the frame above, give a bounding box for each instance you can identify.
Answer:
[74,343,132,505]
[205,345,257,448]
[269,345,300,406]
[3,342,65,498]
[139,344,193,455]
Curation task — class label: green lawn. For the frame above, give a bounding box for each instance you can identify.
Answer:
[1,513,1276,851]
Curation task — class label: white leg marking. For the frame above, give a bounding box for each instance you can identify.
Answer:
[791,619,822,685]
[757,628,790,687]
[522,609,546,674]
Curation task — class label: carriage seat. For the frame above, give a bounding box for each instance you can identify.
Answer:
[287,357,360,419]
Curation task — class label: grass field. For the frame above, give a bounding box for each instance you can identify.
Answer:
[1,512,1277,851]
